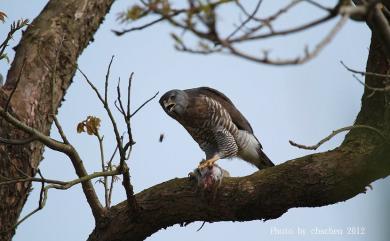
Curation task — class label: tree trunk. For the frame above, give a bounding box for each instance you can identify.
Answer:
[86,34,390,241]
[0,1,114,240]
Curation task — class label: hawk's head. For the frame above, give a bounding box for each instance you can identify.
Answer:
[159,89,189,118]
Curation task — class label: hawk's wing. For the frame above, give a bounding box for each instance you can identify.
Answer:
[187,87,254,134]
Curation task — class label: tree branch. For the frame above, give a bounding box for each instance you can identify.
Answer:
[1,168,121,229]
[88,141,390,241]
[79,63,143,215]
[352,0,390,59]
[341,60,390,78]
[0,106,106,220]
[352,74,390,93]
[130,91,159,118]
[0,136,36,145]
[369,3,390,59]
[289,124,388,150]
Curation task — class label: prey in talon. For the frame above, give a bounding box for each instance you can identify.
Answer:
[189,164,230,190]
[159,87,274,174]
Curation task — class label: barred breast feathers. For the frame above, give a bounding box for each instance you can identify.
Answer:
[202,95,238,136]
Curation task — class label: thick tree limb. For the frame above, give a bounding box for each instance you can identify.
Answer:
[353,0,390,59]
[87,142,389,241]
[369,3,390,59]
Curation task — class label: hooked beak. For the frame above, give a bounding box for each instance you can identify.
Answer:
[164,99,176,112]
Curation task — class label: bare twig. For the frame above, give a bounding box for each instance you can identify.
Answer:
[289,124,388,150]
[227,0,263,40]
[174,42,223,55]
[78,67,105,103]
[341,60,390,78]
[244,0,301,24]
[196,221,206,232]
[105,56,114,104]
[352,74,390,92]
[79,61,141,213]
[107,144,119,208]
[222,13,348,65]
[229,10,336,43]
[14,170,47,229]
[114,74,138,210]
[113,16,167,36]
[7,166,125,229]
[96,133,109,208]
[0,168,121,190]
[341,61,390,96]
[304,0,333,12]
[0,175,66,186]
[78,66,125,157]
[126,74,132,122]
[130,91,159,117]
[53,116,70,144]
[115,78,127,117]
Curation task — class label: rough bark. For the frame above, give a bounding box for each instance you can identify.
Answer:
[0,0,114,240]
[86,35,390,241]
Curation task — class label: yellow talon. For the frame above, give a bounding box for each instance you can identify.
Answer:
[198,156,220,169]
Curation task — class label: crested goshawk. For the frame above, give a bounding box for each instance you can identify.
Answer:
[160,87,274,170]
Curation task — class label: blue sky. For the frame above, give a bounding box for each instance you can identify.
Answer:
[1,1,389,241]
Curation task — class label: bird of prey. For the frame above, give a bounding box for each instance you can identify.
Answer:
[160,87,274,170]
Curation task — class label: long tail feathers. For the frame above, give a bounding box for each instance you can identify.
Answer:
[256,149,274,170]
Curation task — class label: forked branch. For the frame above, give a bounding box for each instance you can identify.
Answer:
[78,58,157,214]
[115,0,378,65]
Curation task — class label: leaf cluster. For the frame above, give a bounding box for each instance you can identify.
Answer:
[77,116,101,136]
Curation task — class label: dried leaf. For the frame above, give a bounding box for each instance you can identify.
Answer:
[0,11,7,23]
[76,122,85,133]
[127,5,143,20]
[161,0,171,15]
[76,116,101,135]
[85,116,101,135]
